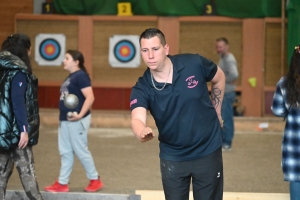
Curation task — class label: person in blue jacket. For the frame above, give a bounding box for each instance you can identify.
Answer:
[0,34,43,200]
[130,28,226,200]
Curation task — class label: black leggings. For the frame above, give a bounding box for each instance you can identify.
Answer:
[160,147,223,200]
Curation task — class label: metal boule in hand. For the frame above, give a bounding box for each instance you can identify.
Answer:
[66,112,73,118]
[66,111,78,119]
[64,94,79,109]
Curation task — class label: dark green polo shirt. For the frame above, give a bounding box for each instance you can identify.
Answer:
[130,54,222,161]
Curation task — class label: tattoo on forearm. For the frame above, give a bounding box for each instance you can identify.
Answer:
[211,86,222,108]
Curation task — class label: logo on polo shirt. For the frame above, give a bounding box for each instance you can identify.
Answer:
[130,99,137,107]
[185,76,198,88]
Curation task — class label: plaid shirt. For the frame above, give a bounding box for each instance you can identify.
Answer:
[271,77,300,181]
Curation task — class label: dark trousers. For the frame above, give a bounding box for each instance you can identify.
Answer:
[160,147,223,200]
[0,146,43,200]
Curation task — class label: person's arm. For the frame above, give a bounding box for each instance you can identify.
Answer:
[11,72,29,149]
[210,66,226,127]
[226,57,238,83]
[271,81,287,118]
[68,86,94,121]
[131,107,155,142]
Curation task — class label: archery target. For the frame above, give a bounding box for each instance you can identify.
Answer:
[39,39,60,60]
[35,34,66,66]
[109,35,140,68]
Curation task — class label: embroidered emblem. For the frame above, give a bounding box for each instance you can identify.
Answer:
[130,99,137,107]
[18,82,23,87]
[185,76,198,88]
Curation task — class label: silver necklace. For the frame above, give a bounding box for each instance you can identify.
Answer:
[150,66,171,91]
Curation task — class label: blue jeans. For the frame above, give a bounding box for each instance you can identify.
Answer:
[290,181,300,200]
[221,92,236,146]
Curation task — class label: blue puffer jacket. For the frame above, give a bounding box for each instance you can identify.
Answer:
[0,51,40,150]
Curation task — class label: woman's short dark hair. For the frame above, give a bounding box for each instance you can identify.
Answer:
[1,33,32,71]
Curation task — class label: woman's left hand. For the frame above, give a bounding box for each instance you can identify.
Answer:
[18,132,28,149]
[67,112,81,121]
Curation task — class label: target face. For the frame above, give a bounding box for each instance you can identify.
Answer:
[114,40,136,62]
[109,35,140,68]
[35,34,66,66]
[39,39,61,61]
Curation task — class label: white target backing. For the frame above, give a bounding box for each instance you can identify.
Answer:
[109,35,140,68]
[35,34,66,66]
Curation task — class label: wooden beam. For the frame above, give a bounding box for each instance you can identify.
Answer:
[179,16,242,22]
[241,19,264,116]
[92,15,158,22]
[281,0,286,76]
[15,13,78,21]
[158,17,179,55]
[78,16,93,79]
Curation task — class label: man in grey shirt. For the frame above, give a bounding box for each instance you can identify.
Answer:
[216,37,238,151]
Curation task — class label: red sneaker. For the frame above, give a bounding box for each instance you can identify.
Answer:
[44,180,69,192]
[84,177,103,192]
